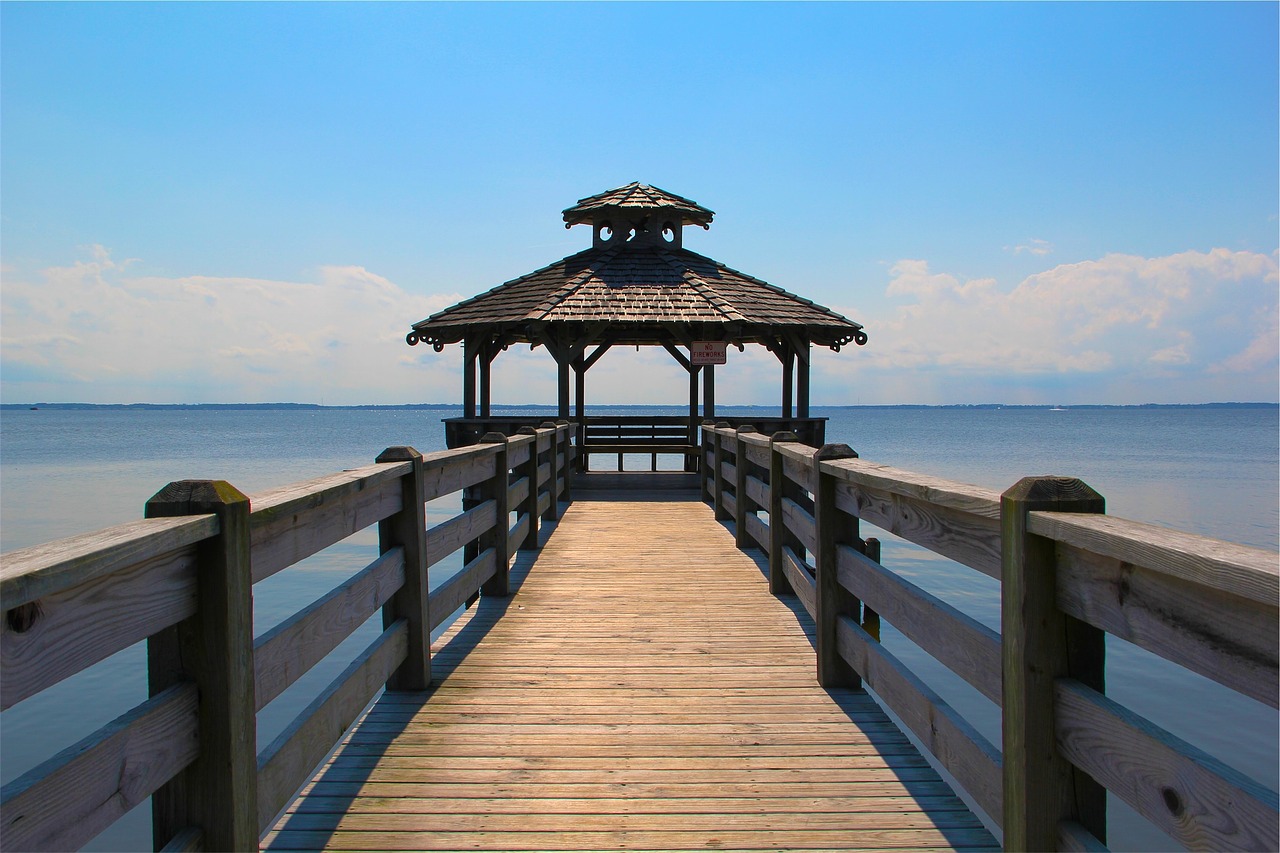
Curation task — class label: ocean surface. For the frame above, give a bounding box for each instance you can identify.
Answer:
[1,404,1276,850]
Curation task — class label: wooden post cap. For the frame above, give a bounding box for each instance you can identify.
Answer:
[771,431,800,443]
[516,426,538,435]
[714,421,731,428]
[480,431,509,443]
[146,480,248,512]
[376,446,422,463]
[814,443,858,462]
[1003,476,1104,510]
[735,425,757,434]
[539,422,558,429]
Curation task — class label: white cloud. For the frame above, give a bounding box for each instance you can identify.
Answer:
[3,245,1276,407]
[1007,238,1054,256]
[1,246,463,403]
[833,248,1278,403]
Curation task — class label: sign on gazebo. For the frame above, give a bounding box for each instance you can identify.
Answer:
[690,341,727,365]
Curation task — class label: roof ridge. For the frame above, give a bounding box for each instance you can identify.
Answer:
[418,247,599,325]
[654,246,749,324]
[529,244,622,319]
[677,247,857,324]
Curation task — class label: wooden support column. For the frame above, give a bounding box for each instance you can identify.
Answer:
[813,443,861,688]
[375,447,430,690]
[573,356,586,472]
[558,359,570,419]
[687,366,701,472]
[478,341,494,418]
[1002,476,1107,851]
[796,337,811,418]
[733,426,757,549]
[781,345,795,418]
[703,364,716,419]
[478,432,510,597]
[769,431,801,597]
[145,481,257,852]
[462,336,478,419]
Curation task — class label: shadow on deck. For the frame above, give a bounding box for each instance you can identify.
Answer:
[263,492,996,852]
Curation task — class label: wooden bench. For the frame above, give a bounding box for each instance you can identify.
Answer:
[581,418,697,471]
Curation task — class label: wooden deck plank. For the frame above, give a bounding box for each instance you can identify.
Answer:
[265,492,994,852]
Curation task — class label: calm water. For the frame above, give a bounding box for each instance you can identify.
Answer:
[1,404,1276,850]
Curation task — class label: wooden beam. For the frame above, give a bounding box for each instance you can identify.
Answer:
[582,340,614,372]
[661,341,693,373]
[566,322,610,363]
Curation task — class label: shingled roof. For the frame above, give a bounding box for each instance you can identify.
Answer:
[406,184,867,352]
[562,182,715,229]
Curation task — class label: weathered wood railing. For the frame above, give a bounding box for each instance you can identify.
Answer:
[702,423,1279,852]
[0,422,573,852]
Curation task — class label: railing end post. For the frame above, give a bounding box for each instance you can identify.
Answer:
[1001,474,1106,850]
[144,479,258,852]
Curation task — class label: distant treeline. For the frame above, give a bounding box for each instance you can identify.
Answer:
[5,402,1276,412]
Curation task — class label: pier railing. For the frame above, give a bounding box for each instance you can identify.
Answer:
[703,423,1279,852]
[0,423,573,852]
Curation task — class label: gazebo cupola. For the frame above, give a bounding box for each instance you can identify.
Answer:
[563,182,714,251]
[406,182,867,432]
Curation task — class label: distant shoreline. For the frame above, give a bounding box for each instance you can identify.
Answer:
[4,402,1277,412]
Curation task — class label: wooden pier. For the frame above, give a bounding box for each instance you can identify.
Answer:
[2,421,1277,852]
[264,490,994,851]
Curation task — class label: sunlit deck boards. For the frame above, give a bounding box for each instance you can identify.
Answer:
[263,492,996,852]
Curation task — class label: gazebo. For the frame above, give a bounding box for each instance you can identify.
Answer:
[405,183,867,463]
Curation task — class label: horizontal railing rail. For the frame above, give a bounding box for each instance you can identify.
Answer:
[0,423,575,852]
[701,423,1278,852]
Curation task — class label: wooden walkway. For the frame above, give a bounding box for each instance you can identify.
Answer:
[263,490,996,852]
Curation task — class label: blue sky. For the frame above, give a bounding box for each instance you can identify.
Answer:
[2,2,1276,405]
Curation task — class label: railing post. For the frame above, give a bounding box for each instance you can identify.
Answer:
[712,422,730,520]
[478,432,511,596]
[375,446,430,690]
[733,426,757,549]
[539,423,560,521]
[699,421,715,504]
[555,419,573,506]
[768,431,800,597]
[862,537,882,641]
[813,444,861,688]
[516,427,540,550]
[1002,476,1106,851]
[144,480,257,852]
